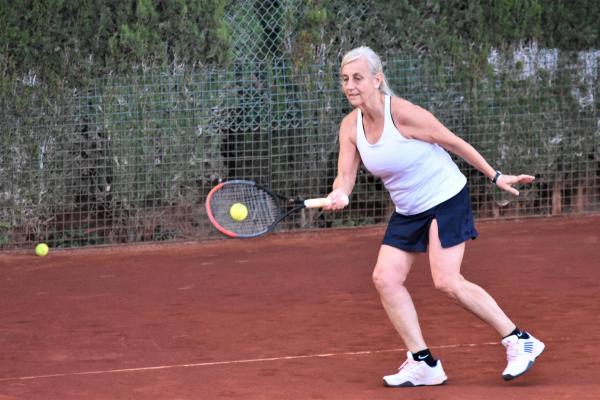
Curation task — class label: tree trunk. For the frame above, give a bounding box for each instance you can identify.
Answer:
[552,180,562,215]
[575,182,587,213]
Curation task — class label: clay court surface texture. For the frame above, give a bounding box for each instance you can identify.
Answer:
[1,215,599,400]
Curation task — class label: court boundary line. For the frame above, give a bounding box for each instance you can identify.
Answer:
[0,341,498,382]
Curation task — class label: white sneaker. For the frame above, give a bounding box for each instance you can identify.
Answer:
[383,351,448,387]
[501,332,545,380]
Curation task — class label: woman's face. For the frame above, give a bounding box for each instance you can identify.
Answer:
[340,58,381,107]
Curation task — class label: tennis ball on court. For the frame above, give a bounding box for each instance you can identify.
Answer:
[230,203,248,222]
[35,243,49,257]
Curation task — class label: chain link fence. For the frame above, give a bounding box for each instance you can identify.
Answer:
[1,2,599,249]
[226,0,298,63]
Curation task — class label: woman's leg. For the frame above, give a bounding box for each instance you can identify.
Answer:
[427,219,515,336]
[372,244,426,352]
[374,243,448,387]
[428,218,545,380]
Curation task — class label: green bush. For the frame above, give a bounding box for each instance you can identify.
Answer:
[0,0,232,85]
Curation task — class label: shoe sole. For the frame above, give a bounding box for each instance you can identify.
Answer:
[503,343,546,381]
[384,379,447,387]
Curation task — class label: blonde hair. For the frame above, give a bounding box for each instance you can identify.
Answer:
[340,46,395,96]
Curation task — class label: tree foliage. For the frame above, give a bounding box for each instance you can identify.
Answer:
[1,0,599,248]
[1,0,599,85]
[290,0,599,73]
[0,0,231,85]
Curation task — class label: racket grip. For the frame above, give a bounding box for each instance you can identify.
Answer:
[304,195,349,209]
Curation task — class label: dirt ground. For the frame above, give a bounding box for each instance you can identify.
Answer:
[1,215,599,399]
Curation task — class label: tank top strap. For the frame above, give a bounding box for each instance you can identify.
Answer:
[384,94,394,129]
[357,107,363,130]
[356,107,365,143]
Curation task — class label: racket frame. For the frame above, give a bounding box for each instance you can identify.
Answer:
[206,179,331,238]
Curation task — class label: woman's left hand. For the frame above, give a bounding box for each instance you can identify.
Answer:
[496,174,535,196]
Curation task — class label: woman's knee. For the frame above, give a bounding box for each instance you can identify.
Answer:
[372,245,414,294]
[372,263,407,293]
[371,266,387,291]
[433,274,463,298]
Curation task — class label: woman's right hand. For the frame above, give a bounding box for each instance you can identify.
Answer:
[324,189,350,211]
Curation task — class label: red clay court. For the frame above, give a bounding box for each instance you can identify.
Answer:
[1,215,599,399]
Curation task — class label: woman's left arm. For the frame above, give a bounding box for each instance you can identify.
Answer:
[394,100,534,195]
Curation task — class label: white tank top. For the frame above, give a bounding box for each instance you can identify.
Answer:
[356,95,467,215]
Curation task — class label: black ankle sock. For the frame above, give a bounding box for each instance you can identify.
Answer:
[412,349,437,367]
[504,327,530,339]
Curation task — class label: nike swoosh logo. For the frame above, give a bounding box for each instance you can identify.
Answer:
[418,355,428,360]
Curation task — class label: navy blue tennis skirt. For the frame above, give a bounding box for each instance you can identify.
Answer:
[382,185,478,252]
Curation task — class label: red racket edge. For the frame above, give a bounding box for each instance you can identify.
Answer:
[205,182,239,238]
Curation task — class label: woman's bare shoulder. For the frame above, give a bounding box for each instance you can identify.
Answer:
[390,96,430,126]
[338,109,358,142]
[339,108,358,130]
[390,96,422,115]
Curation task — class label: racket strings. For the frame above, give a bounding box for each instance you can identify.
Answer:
[209,184,280,235]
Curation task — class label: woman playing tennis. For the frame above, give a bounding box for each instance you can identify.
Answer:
[325,46,544,386]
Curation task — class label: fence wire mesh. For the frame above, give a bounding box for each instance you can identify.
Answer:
[2,55,599,249]
[226,0,300,63]
[1,3,599,249]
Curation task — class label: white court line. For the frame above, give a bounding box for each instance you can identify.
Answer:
[0,341,498,382]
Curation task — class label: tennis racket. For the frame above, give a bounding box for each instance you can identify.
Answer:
[205,180,349,238]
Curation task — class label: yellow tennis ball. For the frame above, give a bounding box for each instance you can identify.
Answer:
[230,203,248,222]
[35,243,49,257]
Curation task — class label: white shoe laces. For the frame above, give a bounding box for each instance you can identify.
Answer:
[397,358,422,379]
[505,339,524,362]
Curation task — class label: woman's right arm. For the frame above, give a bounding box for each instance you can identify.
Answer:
[326,112,361,210]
